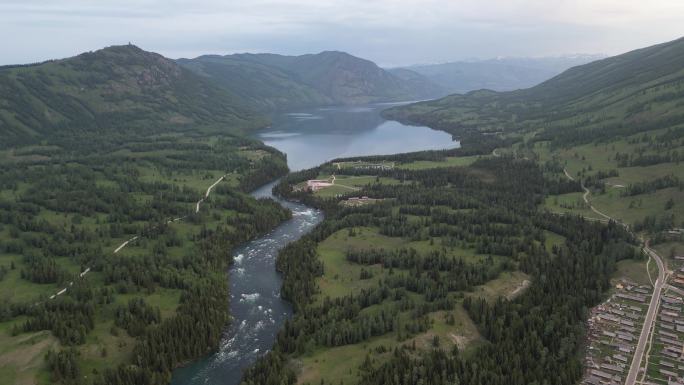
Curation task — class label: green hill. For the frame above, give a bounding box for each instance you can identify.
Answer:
[385,36,684,144]
[385,36,684,233]
[0,44,289,385]
[0,45,263,147]
[178,51,441,109]
[177,54,332,110]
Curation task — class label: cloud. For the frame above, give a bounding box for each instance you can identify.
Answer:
[1,0,682,66]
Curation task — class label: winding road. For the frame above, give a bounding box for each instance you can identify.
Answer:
[582,185,613,223]
[47,173,228,300]
[562,168,666,385]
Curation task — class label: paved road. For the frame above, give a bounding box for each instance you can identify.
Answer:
[624,242,666,385]
[561,168,666,385]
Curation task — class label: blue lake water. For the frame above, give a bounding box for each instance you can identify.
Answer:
[257,104,459,171]
[170,104,458,385]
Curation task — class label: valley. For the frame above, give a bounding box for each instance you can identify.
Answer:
[0,31,682,385]
[169,104,459,385]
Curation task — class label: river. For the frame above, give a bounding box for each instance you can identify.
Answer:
[170,104,458,385]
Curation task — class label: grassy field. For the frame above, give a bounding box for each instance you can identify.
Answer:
[468,271,531,302]
[395,155,481,170]
[295,304,483,385]
[591,187,683,226]
[313,175,401,198]
[0,135,287,383]
[316,227,405,299]
[0,320,58,385]
[533,135,684,229]
[654,241,684,259]
[613,258,651,286]
[543,192,603,221]
[297,179,533,385]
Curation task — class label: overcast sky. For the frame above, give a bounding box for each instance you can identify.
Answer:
[1,0,683,66]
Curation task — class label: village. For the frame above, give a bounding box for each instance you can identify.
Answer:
[582,279,652,385]
[582,251,684,385]
[640,254,684,385]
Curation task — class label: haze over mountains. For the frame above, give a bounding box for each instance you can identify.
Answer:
[0,43,611,149]
[0,46,443,146]
[1,13,684,384]
[385,36,684,145]
[390,55,605,95]
[177,51,442,109]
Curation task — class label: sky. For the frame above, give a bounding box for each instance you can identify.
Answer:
[1,0,683,67]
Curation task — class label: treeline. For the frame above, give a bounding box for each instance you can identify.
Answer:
[115,298,161,337]
[634,212,678,233]
[241,156,637,385]
[357,219,634,385]
[99,275,230,385]
[29,197,289,384]
[616,151,682,167]
[622,174,681,196]
[0,125,293,384]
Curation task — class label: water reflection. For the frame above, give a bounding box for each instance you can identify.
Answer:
[259,104,458,171]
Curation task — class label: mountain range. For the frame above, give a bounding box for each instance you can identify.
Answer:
[0,46,441,147]
[177,51,440,109]
[0,45,262,147]
[390,55,605,95]
[1,44,609,149]
[385,37,684,145]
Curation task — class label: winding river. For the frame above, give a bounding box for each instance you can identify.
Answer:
[170,104,459,385]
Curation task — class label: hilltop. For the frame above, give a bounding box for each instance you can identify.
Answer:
[385,36,684,233]
[178,51,441,109]
[0,45,261,147]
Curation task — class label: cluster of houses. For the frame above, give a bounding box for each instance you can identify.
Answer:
[671,255,684,287]
[639,292,684,385]
[333,161,394,171]
[582,280,651,385]
[641,254,684,385]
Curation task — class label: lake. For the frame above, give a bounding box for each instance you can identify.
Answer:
[257,104,459,171]
[170,104,458,385]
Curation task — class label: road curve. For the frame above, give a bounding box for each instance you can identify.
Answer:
[561,168,666,385]
[581,185,613,222]
[563,168,575,181]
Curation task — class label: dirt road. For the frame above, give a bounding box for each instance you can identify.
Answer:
[48,174,227,300]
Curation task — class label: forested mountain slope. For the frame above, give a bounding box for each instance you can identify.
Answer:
[178,51,441,109]
[386,36,684,236]
[239,147,637,385]
[176,54,332,110]
[385,36,684,146]
[0,45,291,384]
[0,45,262,147]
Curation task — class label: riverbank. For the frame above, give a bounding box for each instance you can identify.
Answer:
[169,104,461,384]
[0,133,290,384]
